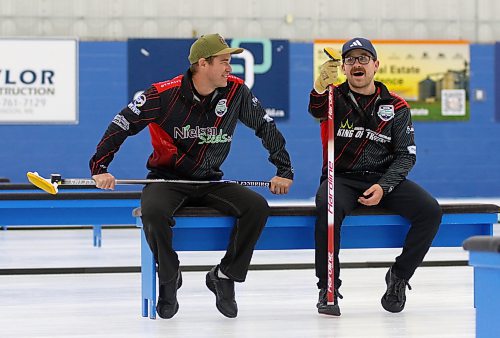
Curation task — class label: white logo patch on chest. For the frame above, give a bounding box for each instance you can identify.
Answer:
[215,99,228,117]
[377,105,395,121]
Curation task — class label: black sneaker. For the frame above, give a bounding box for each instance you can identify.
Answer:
[381,267,412,313]
[206,265,238,318]
[317,288,342,316]
[156,269,183,319]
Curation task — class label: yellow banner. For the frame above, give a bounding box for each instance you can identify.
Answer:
[313,40,470,121]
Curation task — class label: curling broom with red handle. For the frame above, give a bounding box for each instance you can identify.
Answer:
[323,47,341,315]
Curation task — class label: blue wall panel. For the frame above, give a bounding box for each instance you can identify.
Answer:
[1,41,499,200]
[0,42,150,184]
[496,42,500,122]
[409,44,500,197]
[222,42,321,201]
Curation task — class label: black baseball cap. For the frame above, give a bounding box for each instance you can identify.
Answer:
[341,38,377,59]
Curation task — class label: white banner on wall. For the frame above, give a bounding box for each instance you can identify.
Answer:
[0,38,78,124]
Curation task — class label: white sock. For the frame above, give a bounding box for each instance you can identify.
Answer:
[217,268,230,279]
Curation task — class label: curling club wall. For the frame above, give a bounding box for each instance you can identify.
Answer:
[0,41,498,201]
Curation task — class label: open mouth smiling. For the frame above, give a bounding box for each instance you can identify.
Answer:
[351,69,365,77]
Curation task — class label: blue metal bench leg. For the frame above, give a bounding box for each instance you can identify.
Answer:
[93,225,102,247]
[140,220,157,319]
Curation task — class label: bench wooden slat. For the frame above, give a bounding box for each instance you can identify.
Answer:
[132,203,500,218]
[2,189,498,216]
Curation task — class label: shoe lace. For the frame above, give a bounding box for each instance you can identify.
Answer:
[387,278,412,302]
[320,289,343,303]
[335,289,343,300]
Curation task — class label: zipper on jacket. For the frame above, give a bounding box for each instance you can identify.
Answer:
[347,91,369,171]
[371,95,382,116]
[347,91,382,171]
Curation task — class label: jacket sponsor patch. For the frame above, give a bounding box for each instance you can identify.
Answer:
[407,145,416,155]
[173,125,232,144]
[377,105,395,121]
[112,114,130,130]
[128,93,146,115]
[252,96,259,106]
[263,113,273,122]
[215,99,228,117]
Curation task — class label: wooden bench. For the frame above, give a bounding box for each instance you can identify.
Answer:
[0,187,141,247]
[133,203,500,319]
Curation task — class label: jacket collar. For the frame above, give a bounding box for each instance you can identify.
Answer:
[339,80,393,102]
[180,69,229,105]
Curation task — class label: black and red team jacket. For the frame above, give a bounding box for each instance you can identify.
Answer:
[308,81,416,195]
[90,70,294,181]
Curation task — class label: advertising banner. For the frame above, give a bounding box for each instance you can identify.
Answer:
[314,40,470,121]
[128,38,289,119]
[0,39,78,124]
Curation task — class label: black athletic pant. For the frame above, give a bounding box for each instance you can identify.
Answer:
[315,173,442,290]
[141,182,269,285]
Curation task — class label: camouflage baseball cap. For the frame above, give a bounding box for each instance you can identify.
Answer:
[188,33,244,64]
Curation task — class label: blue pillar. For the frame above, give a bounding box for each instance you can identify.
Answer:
[463,236,500,338]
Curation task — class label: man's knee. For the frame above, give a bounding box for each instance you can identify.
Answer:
[426,199,443,226]
[249,194,270,217]
[141,202,174,229]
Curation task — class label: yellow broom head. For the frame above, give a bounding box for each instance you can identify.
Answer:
[27,172,58,195]
[324,47,341,61]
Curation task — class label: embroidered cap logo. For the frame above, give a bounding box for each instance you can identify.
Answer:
[217,34,227,46]
[349,40,363,47]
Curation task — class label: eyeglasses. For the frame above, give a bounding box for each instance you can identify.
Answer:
[343,55,374,65]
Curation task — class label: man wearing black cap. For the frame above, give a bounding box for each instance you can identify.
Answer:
[90,33,294,319]
[308,37,442,316]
